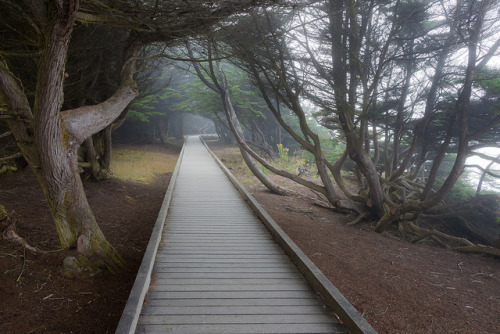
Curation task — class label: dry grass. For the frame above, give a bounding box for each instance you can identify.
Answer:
[111,145,178,184]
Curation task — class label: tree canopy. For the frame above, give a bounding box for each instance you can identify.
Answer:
[1,0,499,265]
[186,0,500,251]
[0,0,284,268]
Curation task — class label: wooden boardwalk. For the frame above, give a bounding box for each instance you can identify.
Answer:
[117,136,375,334]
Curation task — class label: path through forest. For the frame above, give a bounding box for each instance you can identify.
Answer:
[0,141,499,333]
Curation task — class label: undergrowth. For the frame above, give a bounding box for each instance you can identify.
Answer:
[111,146,178,183]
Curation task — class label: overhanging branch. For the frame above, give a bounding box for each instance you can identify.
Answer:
[61,83,138,144]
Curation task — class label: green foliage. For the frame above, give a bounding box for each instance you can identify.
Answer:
[321,137,343,162]
[128,110,150,122]
[129,82,171,122]
[276,143,289,163]
[474,68,500,98]
[169,79,222,117]
[448,178,477,202]
[165,62,270,124]
[273,143,314,175]
[302,137,343,164]
[433,176,476,203]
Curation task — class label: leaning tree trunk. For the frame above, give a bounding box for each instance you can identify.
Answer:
[219,85,288,194]
[96,105,131,177]
[220,83,290,196]
[33,2,127,268]
[0,2,140,269]
[187,42,289,196]
[378,0,493,232]
[156,122,166,144]
[102,126,113,171]
[83,137,102,179]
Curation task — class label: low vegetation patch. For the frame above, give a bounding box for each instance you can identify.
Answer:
[111,144,179,183]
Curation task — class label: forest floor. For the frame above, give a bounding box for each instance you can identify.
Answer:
[0,140,499,334]
[0,143,181,334]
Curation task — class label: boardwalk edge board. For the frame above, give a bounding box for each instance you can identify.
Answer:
[202,137,377,334]
[115,141,187,334]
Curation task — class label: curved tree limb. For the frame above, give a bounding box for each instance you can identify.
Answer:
[188,40,291,196]
[0,152,22,162]
[324,148,366,202]
[61,83,138,144]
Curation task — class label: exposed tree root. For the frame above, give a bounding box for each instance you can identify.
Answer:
[1,206,40,253]
[311,199,334,209]
[400,221,499,257]
[407,224,474,246]
[348,211,369,226]
[305,189,358,214]
[375,211,399,232]
[0,164,17,175]
[3,226,39,253]
[455,245,500,257]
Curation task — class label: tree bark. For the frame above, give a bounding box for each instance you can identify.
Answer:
[421,0,489,209]
[102,126,112,171]
[83,137,101,178]
[0,2,139,269]
[216,64,290,196]
[30,1,130,268]
[329,0,387,218]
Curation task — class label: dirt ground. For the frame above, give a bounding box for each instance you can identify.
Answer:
[0,144,179,334]
[0,140,499,334]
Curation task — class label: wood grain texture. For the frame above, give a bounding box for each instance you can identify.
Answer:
[135,136,347,333]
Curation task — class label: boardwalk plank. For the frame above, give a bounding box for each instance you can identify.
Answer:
[141,298,324,307]
[155,259,289,263]
[138,313,336,325]
[136,323,346,334]
[153,272,301,279]
[149,284,311,292]
[153,262,293,268]
[154,266,295,273]
[147,290,322,299]
[161,245,282,250]
[149,278,306,285]
[141,305,332,316]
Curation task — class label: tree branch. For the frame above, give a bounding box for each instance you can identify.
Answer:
[61,83,138,144]
[0,131,12,139]
[470,151,500,164]
[467,115,500,141]
[465,164,500,178]
[0,152,22,162]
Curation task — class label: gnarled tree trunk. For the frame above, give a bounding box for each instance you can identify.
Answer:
[0,1,139,269]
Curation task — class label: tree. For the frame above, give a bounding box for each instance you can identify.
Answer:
[215,9,346,207]
[170,60,285,156]
[0,1,139,268]
[152,66,234,143]
[185,41,290,195]
[62,24,132,180]
[0,0,279,268]
[216,1,500,251]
